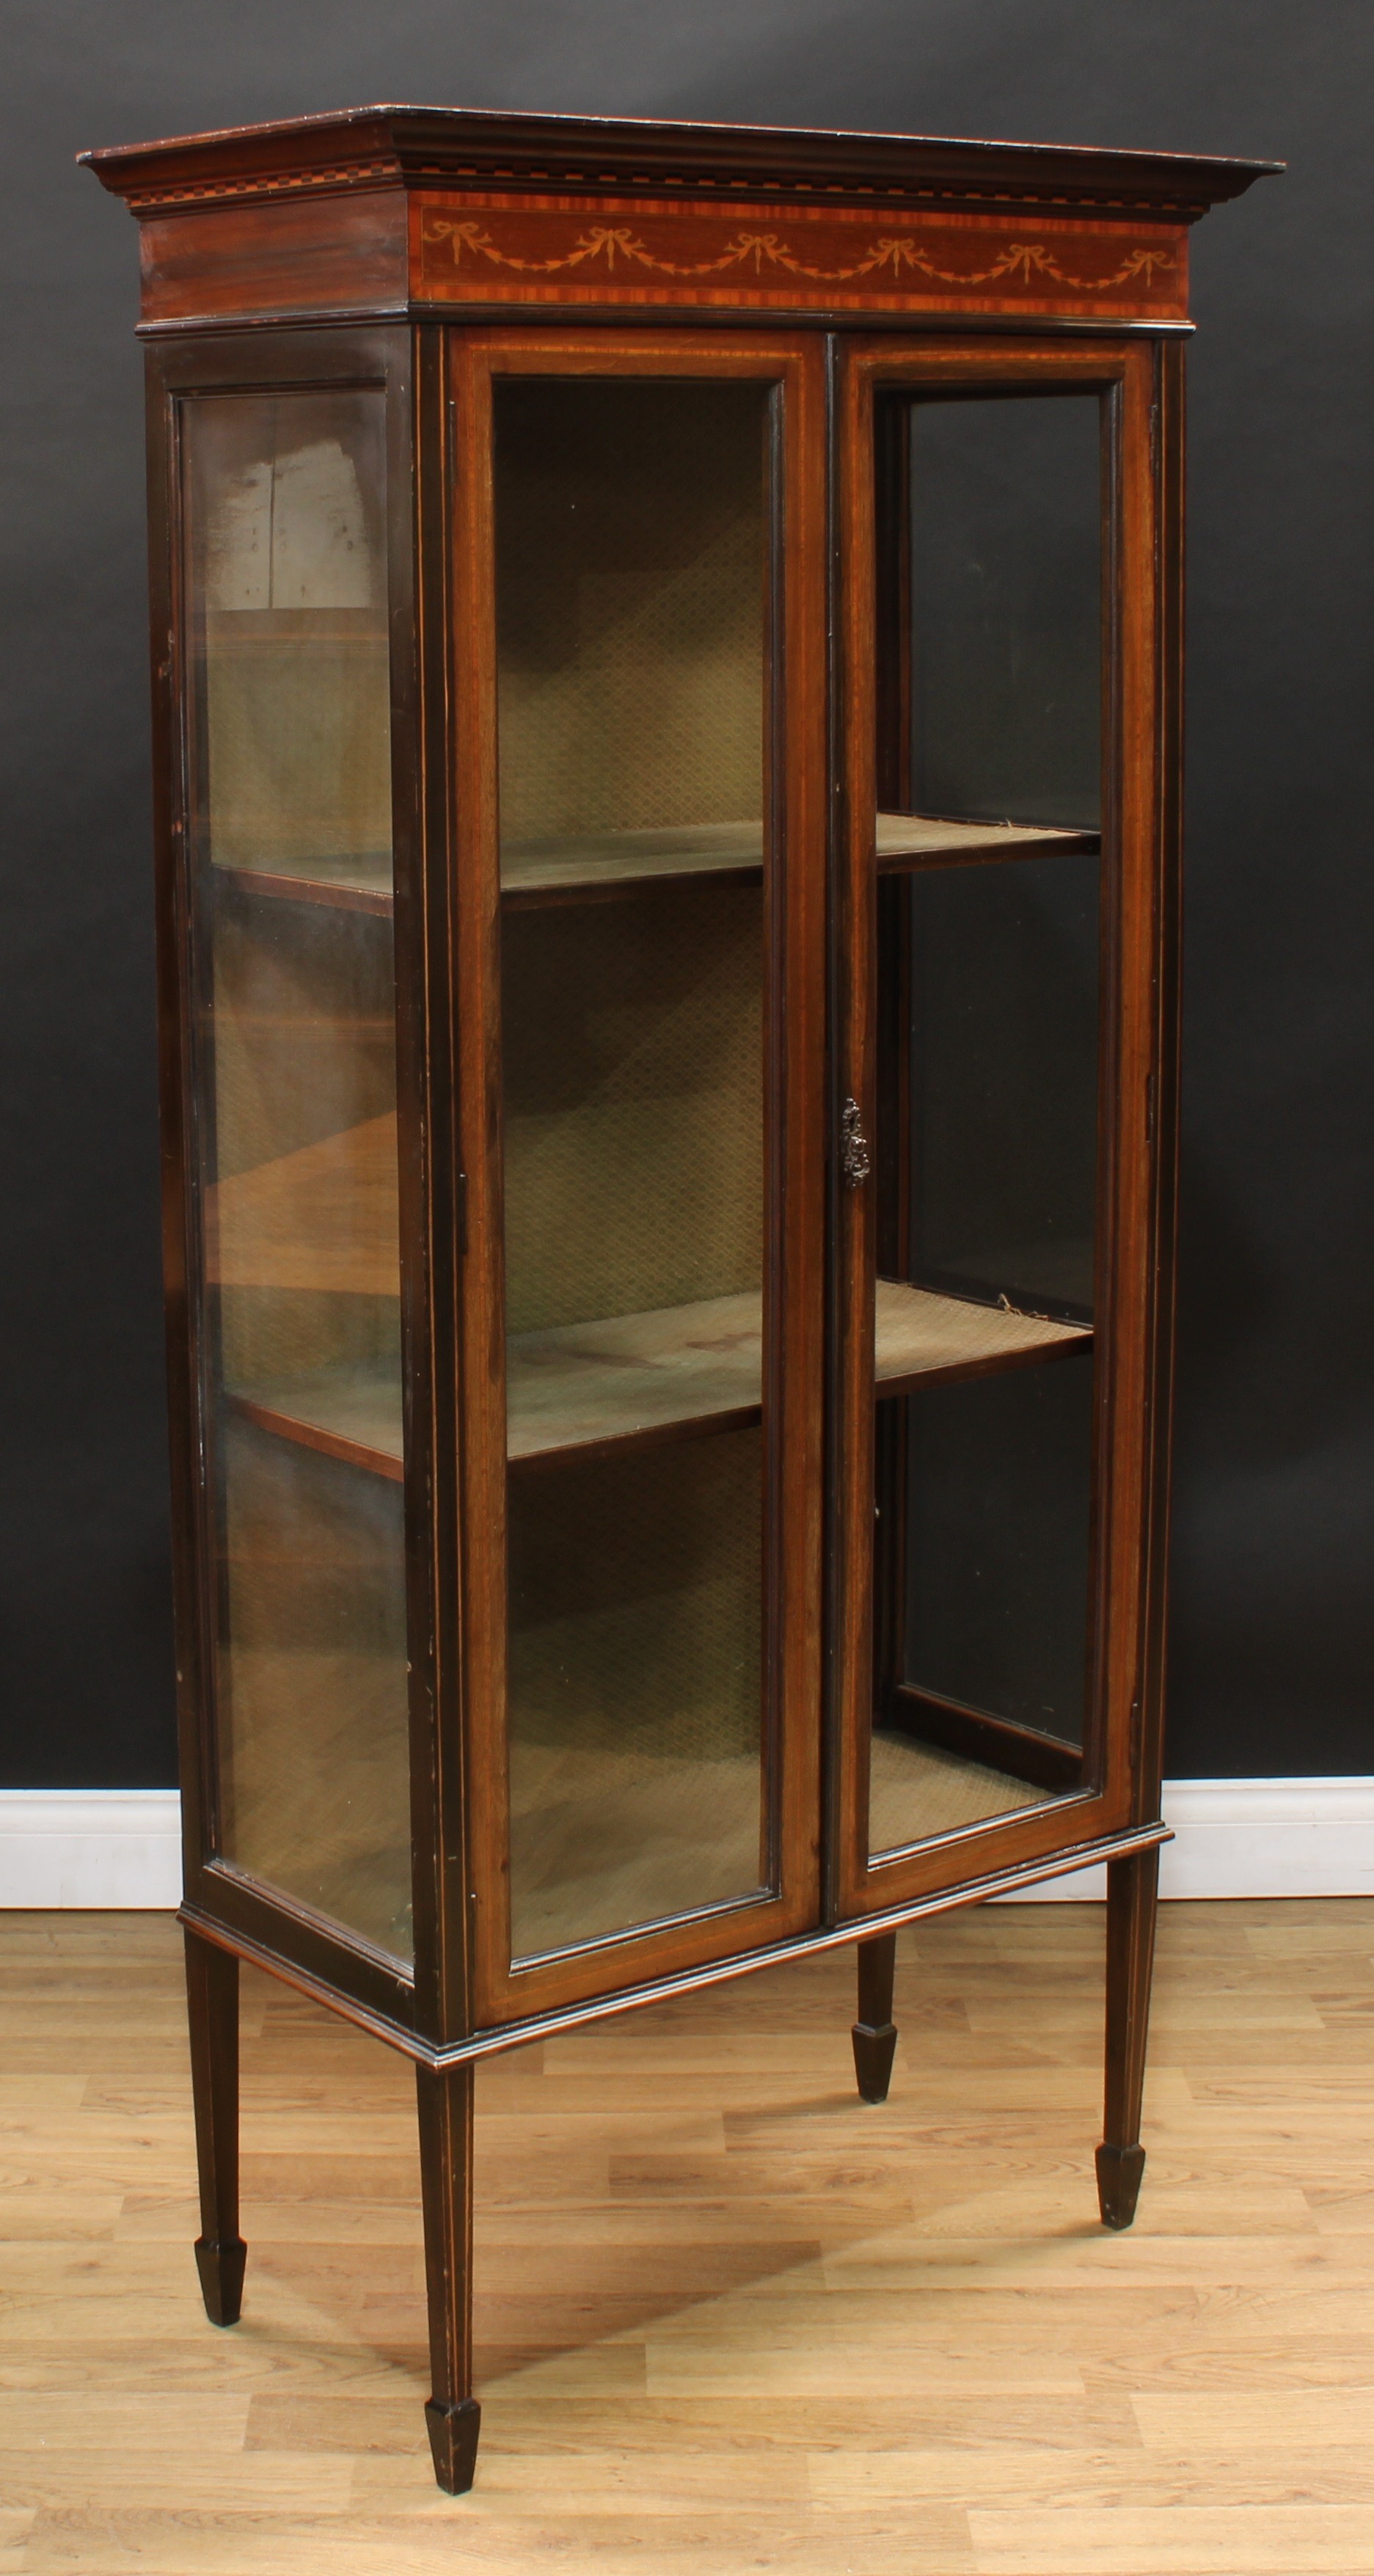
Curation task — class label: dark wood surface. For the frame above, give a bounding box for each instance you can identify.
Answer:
[413,194,1192,325]
[415,2059,481,2492]
[135,187,409,329]
[178,1819,1169,2070]
[83,107,1277,342]
[80,101,1279,218]
[184,1924,246,2327]
[851,1930,898,2103]
[1131,336,1187,1841]
[1097,1843,1161,2228]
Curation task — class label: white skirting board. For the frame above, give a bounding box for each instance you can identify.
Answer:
[0,1792,183,1909]
[1004,1776,1374,1902]
[1,1780,1373,1909]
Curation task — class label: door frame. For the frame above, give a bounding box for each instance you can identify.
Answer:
[827,332,1170,1924]
[447,326,828,2025]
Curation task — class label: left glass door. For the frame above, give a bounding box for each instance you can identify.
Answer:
[453,334,826,2022]
[180,382,413,1960]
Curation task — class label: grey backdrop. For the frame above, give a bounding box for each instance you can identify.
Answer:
[2,0,1369,1788]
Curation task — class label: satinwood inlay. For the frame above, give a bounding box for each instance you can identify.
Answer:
[414,193,1187,318]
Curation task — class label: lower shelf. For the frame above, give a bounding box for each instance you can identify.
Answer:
[868,1730,1058,1858]
[228,1281,1091,1479]
[509,1738,766,1962]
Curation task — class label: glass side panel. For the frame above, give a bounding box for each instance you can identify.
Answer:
[183,389,412,1960]
[493,376,771,1963]
[869,390,1103,1860]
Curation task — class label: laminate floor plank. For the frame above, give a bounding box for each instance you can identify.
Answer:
[3,1901,1374,2572]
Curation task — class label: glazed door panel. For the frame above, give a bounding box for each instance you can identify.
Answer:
[831,337,1163,1921]
[172,353,422,1970]
[453,332,827,2024]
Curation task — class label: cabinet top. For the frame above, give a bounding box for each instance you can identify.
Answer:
[81,101,1279,221]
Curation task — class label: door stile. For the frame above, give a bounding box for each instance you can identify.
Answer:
[828,345,882,1921]
[447,336,511,2034]
[145,354,216,1913]
[404,320,470,2046]
[766,347,829,1930]
[1094,342,1165,1834]
[450,330,828,2028]
[1130,334,1186,1831]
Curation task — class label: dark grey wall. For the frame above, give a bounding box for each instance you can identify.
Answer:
[1,0,1368,1787]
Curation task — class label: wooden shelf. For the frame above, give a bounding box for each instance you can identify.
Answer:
[874,812,1099,869]
[211,815,1092,917]
[213,855,393,916]
[213,823,766,915]
[500,820,764,905]
[232,1373,405,1481]
[874,1277,1090,1398]
[507,1292,763,1464]
[230,1280,1089,1484]
[206,1114,400,1296]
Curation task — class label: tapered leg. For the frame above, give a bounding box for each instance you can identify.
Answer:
[1096,1845,1160,2230]
[852,1931,899,2104]
[417,2061,481,2495]
[184,1927,246,2325]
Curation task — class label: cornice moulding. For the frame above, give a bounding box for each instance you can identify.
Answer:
[78,104,1282,224]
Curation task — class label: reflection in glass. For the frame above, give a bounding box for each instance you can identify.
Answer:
[185,389,412,1957]
[493,377,772,1960]
[869,390,1104,1860]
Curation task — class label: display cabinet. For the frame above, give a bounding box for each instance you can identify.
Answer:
[84,104,1275,2493]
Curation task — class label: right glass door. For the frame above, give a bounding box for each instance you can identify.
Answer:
[835,342,1162,1911]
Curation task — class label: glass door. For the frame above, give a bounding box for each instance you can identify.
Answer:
[453,335,826,2020]
[833,339,1163,1918]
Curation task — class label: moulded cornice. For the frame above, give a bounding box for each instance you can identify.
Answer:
[78,103,1282,223]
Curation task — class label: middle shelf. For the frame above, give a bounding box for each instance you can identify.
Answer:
[227,1279,1091,1482]
[210,808,1097,918]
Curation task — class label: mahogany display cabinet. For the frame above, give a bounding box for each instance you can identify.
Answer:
[84,105,1276,2493]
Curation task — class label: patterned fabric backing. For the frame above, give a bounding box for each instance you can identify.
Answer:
[508,1427,765,1955]
[503,883,762,1334]
[494,376,766,844]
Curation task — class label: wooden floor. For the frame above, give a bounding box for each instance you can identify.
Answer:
[4,1900,1374,2572]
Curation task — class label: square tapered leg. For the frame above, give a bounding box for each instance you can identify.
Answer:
[1097,1846,1160,2229]
[417,2059,480,2493]
[852,1930,899,2104]
[185,1927,247,2325]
